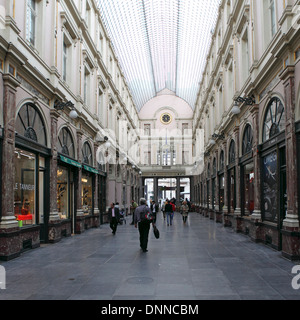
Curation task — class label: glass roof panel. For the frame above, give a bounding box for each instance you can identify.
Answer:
[97,0,220,110]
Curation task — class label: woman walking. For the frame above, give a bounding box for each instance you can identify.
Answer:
[181,201,189,224]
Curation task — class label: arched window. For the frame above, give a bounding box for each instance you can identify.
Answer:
[97,152,106,172]
[207,163,211,177]
[15,103,47,145]
[82,142,93,166]
[229,140,235,164]
[57,127,75,158]
[212,158,217,176]
[242,124,253,155]
[219,150,224,171]
[263,97,285,142]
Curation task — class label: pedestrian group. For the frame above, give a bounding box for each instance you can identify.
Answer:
[108,197,191,253]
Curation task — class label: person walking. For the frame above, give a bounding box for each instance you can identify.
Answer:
[165,200,174,226]
[134,198,154,252]
[181,201,189,224]
[108,203,120,235]
[130,200,138,225]
[161,200,166,220]
[150,200,159,224]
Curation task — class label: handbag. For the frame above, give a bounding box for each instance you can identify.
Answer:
[153,225,160,239]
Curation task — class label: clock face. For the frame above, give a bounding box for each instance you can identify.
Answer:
[160,113,172,125]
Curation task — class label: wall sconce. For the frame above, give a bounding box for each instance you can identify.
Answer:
[231,101,241,115]
[54,100,78,119]
[212,133,225,140]
[232,95,255,115]
[235,95,256,105]
[209,139,216,146]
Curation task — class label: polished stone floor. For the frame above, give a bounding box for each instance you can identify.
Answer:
[0,212,300,300]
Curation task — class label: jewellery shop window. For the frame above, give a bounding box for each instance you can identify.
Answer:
[14,148,36,225]
[82,172,93,215]
[57,166,70,220]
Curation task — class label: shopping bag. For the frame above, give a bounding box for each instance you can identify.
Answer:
[153,225,160,239]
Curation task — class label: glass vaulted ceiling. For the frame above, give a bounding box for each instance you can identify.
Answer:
[97,0,221,111]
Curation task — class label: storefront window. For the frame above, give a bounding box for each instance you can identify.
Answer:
[14,148,36,225]
[263,151,278,221]
[229,168,236,212]
[244,163,254,215]
[57,166,69,219]
[82,172,93,215]
[219,175,224,211]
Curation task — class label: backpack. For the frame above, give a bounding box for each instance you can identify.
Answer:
[140,205,153,222]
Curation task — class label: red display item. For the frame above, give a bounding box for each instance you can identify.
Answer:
[17,214,33,221]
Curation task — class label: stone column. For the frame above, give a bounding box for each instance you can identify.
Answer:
[214,150,219,213]
[233,126,241,217]
[280,67,299,228]
[0,74,19,229]
[176,177,181,206]
[0,74,20,260]
[47,109,62,243]
[49,109,60,222]
[93,142,100,228]
[93,142,99,215]
[250,104,262,221]
[280,66,300,260]
[222,140,228,214]
[75,129,84,233]
[154,177,158,204]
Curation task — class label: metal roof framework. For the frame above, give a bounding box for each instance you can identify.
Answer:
[97,0,220,111]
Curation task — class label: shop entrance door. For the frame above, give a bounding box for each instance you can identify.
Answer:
[38,157,48,243]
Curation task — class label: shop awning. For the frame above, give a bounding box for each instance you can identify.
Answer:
[83,165,99,174]
[60,155,82,168]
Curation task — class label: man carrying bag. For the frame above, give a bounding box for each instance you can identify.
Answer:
[134,198,155,252]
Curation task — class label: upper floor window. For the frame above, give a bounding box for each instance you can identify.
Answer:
[82,142,93,166]
[26,0,37,46]
[263,97,285,142]
[229,140,235,164]
[144,124,151,136]
[15,103,47,146]
[269,0,277,37]
[242,124,253,155]
[58,127,75,159]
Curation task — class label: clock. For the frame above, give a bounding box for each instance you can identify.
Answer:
[160,113,172,125]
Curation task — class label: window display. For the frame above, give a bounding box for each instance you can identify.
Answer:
[82,173,92,215]
[244,163,254,215]
[14,148,36,225]
[263,151,278,221]
[57,166,69,219]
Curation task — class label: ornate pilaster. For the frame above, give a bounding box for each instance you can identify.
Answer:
[0,74,20,229]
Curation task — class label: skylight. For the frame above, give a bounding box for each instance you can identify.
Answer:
[97,0,220,111]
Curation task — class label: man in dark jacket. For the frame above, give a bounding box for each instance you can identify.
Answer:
[150,200,159,223]
[134,198,154,252]
[108,203,120,235]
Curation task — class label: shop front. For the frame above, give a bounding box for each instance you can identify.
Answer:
[260,97,287,250]
[14,102,50,244]
[211,158,217,220]
[225,140,236,227]
[217,150,225,223]
[79,141,100,230]
[240,124,254,217]
[55,127,82,237]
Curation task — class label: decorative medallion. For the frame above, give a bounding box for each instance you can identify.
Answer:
[160,113,172,125]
